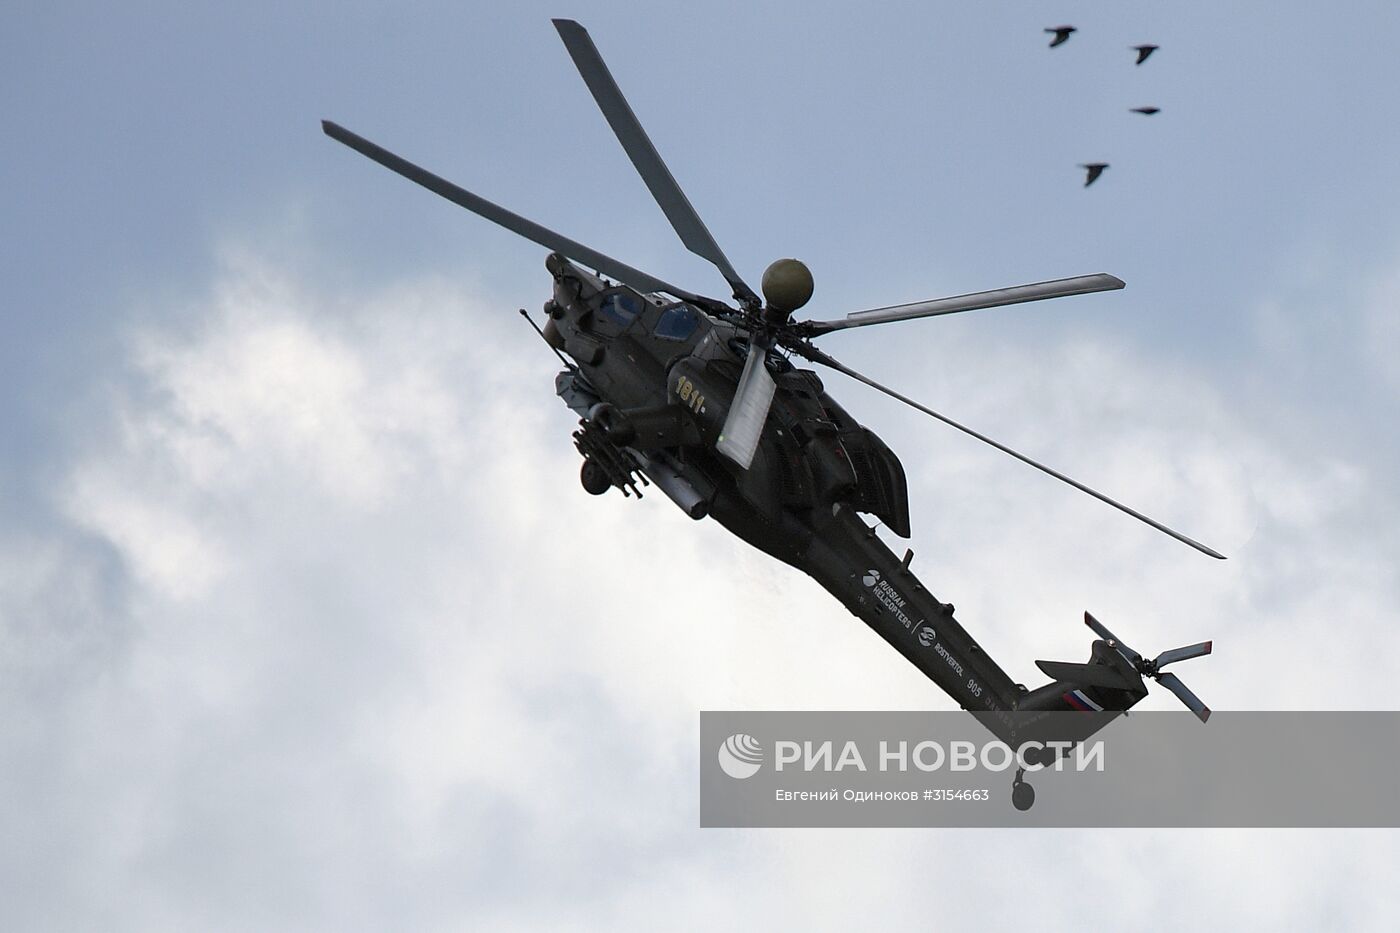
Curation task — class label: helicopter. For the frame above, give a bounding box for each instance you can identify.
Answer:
[324,19,1220,810]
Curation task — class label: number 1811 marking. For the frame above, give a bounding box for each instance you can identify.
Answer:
[675,375,705,414]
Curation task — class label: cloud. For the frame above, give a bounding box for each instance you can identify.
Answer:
[4,246,1399,930]
[1362,256,1400,398]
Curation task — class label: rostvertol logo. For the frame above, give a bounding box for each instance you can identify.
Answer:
[718,733,764,779]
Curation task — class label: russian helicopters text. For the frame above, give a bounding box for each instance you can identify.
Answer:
[325,19,1219,809]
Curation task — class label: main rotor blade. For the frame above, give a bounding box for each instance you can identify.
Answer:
[1155,672,1212,722]
[716,338,776,469]
[1084,612,1142,665]
[791,342,1227,559]
[1154,641,1213,669]
[553,20,759,307]
[801,274,1124,334]
[322,120,712,305]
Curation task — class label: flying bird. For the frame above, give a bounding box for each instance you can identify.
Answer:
[1130,106,1161,115]
[1133,44,1159,65]
[1046,26,1076,48]
[1079,163,1109,187]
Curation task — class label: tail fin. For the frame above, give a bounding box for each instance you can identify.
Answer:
[1021,643,1147,717]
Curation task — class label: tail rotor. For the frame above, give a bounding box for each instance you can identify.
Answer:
[1084,612,1213,721]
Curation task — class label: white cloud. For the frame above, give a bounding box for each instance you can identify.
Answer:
[1362,256,1400,397]
[4,248,1399,930]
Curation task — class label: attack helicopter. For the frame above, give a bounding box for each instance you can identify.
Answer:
[324,19,1220,810]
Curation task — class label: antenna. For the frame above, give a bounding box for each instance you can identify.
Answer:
[519,308,577,372]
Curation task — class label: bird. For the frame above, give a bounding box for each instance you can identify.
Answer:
[1079,163,1109,187]
[1045,26,1076,48]
[1130,106,1161,115]
[1133,44,1159,65]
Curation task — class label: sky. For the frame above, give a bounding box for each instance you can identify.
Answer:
[4,1,1400,929]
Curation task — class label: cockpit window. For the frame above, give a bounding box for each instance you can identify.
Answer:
[654,303,699,341]
[598,290,642,326]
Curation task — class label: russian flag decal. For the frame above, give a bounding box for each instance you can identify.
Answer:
[1063,689,1104,712]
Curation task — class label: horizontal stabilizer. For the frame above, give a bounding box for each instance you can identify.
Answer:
[1035,659,1140,691]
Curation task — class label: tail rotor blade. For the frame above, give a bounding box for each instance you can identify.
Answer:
[1083,612,1142,664]
[716,340,776,469]
[1155,671,1212,722]
[1154,641,1213,669]
[552,19,759,307]
[321,120,713,305]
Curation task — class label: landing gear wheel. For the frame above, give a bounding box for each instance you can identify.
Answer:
[580,458,611,496]
[1011,768,1036,811]
[1011,781,1035,811]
